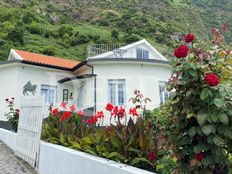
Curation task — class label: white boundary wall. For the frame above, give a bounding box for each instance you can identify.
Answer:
[0,129,155,174]
[0,128,17,150]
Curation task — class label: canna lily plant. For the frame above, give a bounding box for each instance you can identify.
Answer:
[41,91,158,172]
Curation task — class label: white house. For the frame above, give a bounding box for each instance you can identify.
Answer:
[0,39,171,126]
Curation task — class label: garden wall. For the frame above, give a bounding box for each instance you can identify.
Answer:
[0,128,16,150]
[0,128,155,174]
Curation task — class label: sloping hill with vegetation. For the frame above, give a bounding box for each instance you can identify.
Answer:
[0,0,231,61]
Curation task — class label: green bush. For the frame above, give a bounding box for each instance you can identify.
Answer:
[28,22,44,34]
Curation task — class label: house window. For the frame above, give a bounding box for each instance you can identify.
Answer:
[108,79,126,106]
[41,85,57,106]
[159,81,169,103]
[63,89,69,102]
[136,48,149,59]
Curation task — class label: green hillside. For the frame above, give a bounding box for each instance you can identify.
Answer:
[0,0,231,61]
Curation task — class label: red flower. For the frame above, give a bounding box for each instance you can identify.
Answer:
[77,110,86,117]
[96,111,104,118]
[86,116,98,124]
[174,45,189,58]
[149,151,156,161]
[60,111,71,121]
[184,34,195,43]
[52,108,59,117]
[112,106,119,116]
[69,105,76,112]
[105,103,114,111]
[129,107,139,116]
[195,152,204,161]
[60,102,67,109]
[205,73,220,86]
[118,106,126,118]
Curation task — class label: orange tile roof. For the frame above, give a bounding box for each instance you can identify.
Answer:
[14,49,80,70]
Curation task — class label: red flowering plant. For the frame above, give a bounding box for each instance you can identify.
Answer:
[167,27,232,173]
[5,97,19,132]
[41,92,157,173]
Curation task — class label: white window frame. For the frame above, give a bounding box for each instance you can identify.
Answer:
[108,79,126,106]
[159,81,169,103]
[41,84,57,106]
[136,48,149,59]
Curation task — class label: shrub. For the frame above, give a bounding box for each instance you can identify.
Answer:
[167,29,232,173]
[42,46,56,56]
[28,22,44,34]
[5,98,19,132]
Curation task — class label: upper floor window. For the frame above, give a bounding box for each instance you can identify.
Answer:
[159,81,169,103]
[108,79,126,106]
[41,85,57,106]
[136,48,149,59]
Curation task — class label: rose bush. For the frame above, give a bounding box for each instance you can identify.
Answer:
[167,30,232,173]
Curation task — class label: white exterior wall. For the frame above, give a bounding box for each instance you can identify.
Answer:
[0,64,74,121]
[92,62,171,125]
[0,65,20,121]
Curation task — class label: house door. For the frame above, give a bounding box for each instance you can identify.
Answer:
[77,83,84,109]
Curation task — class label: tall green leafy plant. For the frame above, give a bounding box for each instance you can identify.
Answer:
[5,98,19,132]
[167,29,232,173]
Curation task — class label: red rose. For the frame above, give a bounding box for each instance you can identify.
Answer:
[149,151,156,161]
[52,108,59,117]
[184,34,195,43]
[195,152,204,161]
[174,45,189,58]
[105,103,114,111]
[205,73,220,86]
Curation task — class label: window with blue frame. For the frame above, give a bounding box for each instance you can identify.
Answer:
[108,79,126,106]
[136,48,149,59]
[41,85,57,106]
[159,81,169,103]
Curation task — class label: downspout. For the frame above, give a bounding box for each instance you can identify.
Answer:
[85,63,97,114]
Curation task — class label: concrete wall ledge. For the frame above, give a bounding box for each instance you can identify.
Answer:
[0,128,155,174]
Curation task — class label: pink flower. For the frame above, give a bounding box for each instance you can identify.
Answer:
[69,105,76,112]
[96,111,104,118]
[77,110,86,117]
[60,102,67,109]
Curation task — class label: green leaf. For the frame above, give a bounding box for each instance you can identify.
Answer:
[214,98,226,108]
[197,113,207,126]
[219,114,229,125]
[209,113,218,123]
[202,125,213,135]
[213,135,223,146]
[200,88,209,100]
[189,127,197,137]
[130,158,153,166]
